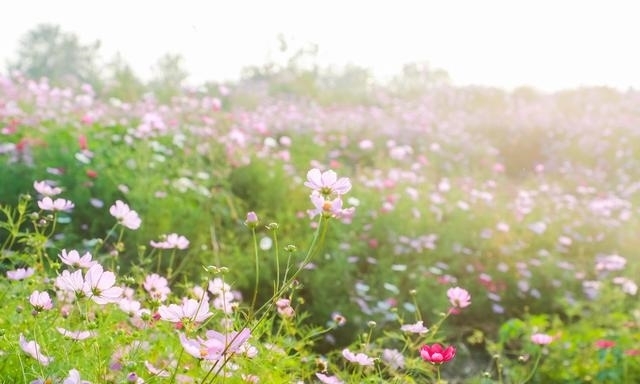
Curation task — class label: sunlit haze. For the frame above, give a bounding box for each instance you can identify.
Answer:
[1,0,639,91]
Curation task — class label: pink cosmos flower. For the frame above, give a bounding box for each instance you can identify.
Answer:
[59,249,96,269]
[143,273,171,301]
[447,287,471,308]
[206,328,252,355]
[382,348,405,370]
[158,298,212,323]
[307,191,355,220]
[208,277,232,296]
[304,168,352,196]
[33,180,62,196]
[276,298,295,318]
[150,233,190,249]
[63,368,91,384]
[38,196,75,211]
[212,294,238,314]
[57,327,97,340]
[144,361,171,377]
[118,298,150,317]
[19,333,53,365]
[29,290,53,311]
[531,333,553,345]
[400,320,429,334]
[7,267,35,280]
[109,200,141,230]
[342,348,375,366]
[179,328,251,360]
[55,269,85,296]
[420,343,456,365]
[179,333,210,359]
[331,312,347,326]
[316,372,344,384]
[82,264,123,304]
[595,254,627,271]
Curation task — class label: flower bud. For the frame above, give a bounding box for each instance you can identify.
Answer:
[245,211,259,228]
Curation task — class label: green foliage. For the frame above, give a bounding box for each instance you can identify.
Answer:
[148,53,190,103]
[9,23,102,89]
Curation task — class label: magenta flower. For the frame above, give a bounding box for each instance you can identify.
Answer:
[109,200,141,230]
[447,287,471,309]
[7,267,35,280]
[420,343,456,365]
[531,333,553,345]
[304,168,352,196]
[82,264,123,304]
[342,348,375,366]
[19,334,53,365]
[158,298,212,323]
[29,290,53,311]
[38,196,74,211]
[33,180,62,196]
[59,249,96,269]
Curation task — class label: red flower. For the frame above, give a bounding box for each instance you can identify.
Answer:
[595,340,616,349]
[625,349,640,356]
[420,343,456,365]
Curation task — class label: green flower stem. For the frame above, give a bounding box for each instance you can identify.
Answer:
[166,249,177,280]
[520,351,542,384]
[94,223,119,255]
[204,216,329,383]
[272,227,280,295]
[169,346,186,383]
[111,226,126,270]
[250,225,260,319]
[428,311,451,340]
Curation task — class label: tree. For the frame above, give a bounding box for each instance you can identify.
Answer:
[103,53,145,102]
[391,62,451,97]
[8,24,102,88]
[148,53,189,102]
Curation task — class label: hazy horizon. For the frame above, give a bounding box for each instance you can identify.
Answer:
[1,0,639,91]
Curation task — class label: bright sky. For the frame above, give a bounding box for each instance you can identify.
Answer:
[1,0,639,91]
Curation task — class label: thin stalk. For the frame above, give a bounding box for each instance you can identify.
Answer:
[272,228,280,294]
[203,216,329,383]
[249,226,259,319]
[520,352,542,384]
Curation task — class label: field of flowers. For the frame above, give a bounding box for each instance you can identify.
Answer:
[1,71,640,383]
